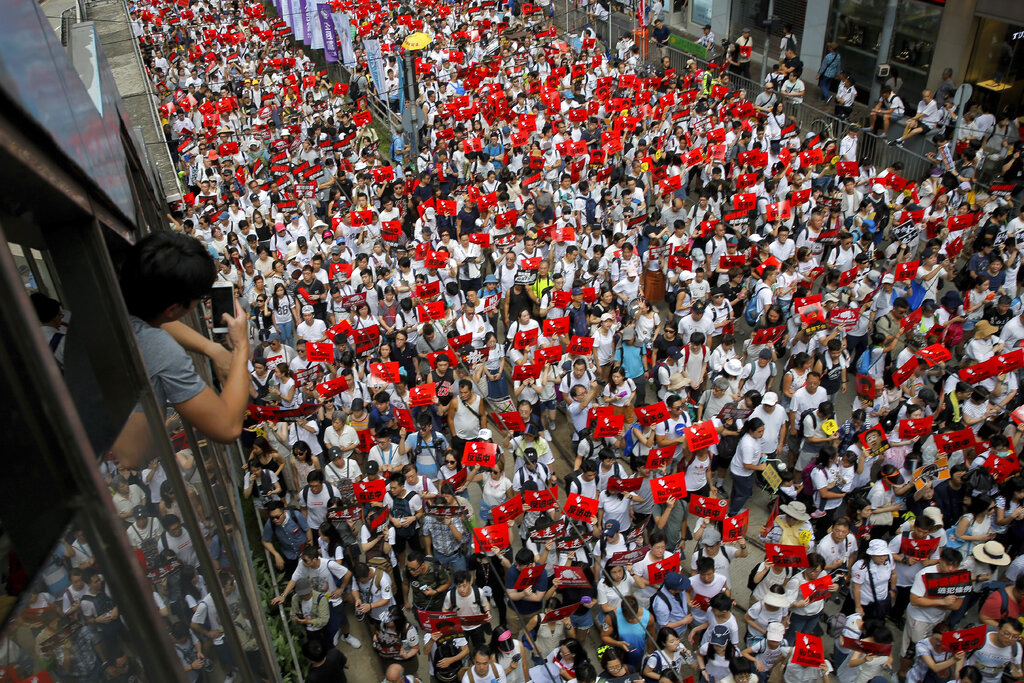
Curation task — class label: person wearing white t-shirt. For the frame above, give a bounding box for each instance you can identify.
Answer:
[904,549,964,659]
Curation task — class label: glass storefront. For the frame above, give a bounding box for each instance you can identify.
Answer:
[831,0,943,107]
[965,17,1024,114]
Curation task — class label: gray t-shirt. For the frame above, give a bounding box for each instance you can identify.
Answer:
[131,316,207,408]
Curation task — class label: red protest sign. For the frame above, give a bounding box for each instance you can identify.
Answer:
[684,421,720,451]
[568,335,595,355]
[941,625,988,654]
[371,362,400,383]
[752,326,785,345]
[733,192,756,212]
[394,407,416,432]
[316,375,349,400]
[593,414,625,438]
[996,349,1024,374]
[563,493,599,522]
[792,633,825,667]
[492,495,524,525]
[722,510,749,542]
[607,546,650,567]
[608,477,645,493]
[512,363,543,381]
[415,279,441,299]
[960,358,1002,384]
[474,523,511,553]
[417,300,446,322]
[513,564,545,590]
[408,382,437,407]
[898,416,934,440]
[543,316,570,337]
[553,566,591,588]
[934,428,975,455]
[542,601,582,623]
[534,345,564,364]
[463,441,497,468]
[892,356,920,386]
[800,574,834,603]
[900,535,940,560]
[650,471,688,504]
[840,637,893,656]
[894,260,918,281]
[513,327,539,350]
[647,553,681,585]
[525,487,558,511]
[688,495,729,521]
[496,411,527,432]
[858,425,890,458]
[828,308,860,331]
[307,342,335,362]
[646,446,675,470]
[766,543,809,567]
[353,478,386,503]
[984,452,1020,483]
[918,344,952,366]
[636,401,670,427]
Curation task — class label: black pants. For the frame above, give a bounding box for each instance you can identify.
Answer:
[863,596,892,621]
[892,585,911,624]
[451,435,467,467]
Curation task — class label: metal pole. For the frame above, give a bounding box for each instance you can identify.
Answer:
[607,4,612,55]
[868,0,898,105]
[759,0,775,84]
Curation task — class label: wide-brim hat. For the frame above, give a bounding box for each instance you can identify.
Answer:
[779,501,810,521]
[973,541,1011,566]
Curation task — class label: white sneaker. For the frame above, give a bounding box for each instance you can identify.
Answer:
[341,633,362,649]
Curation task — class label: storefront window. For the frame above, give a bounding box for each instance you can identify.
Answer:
[832,0,942,105]
[965,18,1024,114]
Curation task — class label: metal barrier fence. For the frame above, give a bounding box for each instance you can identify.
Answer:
[554,4,957,189]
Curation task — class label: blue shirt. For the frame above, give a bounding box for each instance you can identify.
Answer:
[616,341,646,380]
[650,587,690,635]
[262,510,309,560]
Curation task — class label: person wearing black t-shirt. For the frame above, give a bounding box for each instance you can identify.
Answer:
[303,639,347,683]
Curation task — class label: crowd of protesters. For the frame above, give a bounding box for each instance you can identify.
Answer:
[17,0,1024,680]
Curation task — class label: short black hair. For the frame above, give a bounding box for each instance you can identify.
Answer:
[119,231,216,321]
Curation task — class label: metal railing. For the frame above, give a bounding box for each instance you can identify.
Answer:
[555,3,975,190]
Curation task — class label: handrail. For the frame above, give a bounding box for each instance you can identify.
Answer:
[557,4,994,194]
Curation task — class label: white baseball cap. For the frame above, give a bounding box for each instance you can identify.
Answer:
[762,392,779,406]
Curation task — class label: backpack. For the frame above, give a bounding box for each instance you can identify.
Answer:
[447,584,486,611]
[746,562,764,592]
[879,401,906,434]
[801,462,817,498]
[965,467,996,495]
[977,583,1014,620]
[585,196,598,225]
[392,491,419,538]
[300,482,338,510]
[745,284,768,325]
[325,462,359,508]
[458,663,500,683]
[649,359,671,382]
[799,409,818,439]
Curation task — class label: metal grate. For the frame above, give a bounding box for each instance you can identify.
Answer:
[59,7,75,46]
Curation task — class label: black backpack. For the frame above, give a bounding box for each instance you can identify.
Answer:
[799,409,819,439]
[392,491,419,538]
